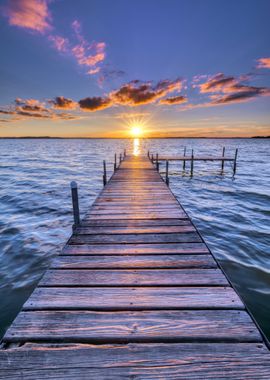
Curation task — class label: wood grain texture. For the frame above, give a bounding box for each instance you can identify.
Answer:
[80,219,191,227]
[0,343,269,379]
[69,232,202,244]
[23,286,244,310]
[39,268,228,286]
[62,242,209,255]
[5,310,261,343]
[74,225,195,235]
[51,254,217,269]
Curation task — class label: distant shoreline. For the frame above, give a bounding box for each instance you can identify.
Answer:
[0,136,269,140]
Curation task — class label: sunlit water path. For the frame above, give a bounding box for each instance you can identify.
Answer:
[0,138,269,339]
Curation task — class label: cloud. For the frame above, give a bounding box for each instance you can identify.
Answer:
[88,67,101,75]
[79,97,112,111]
[194,72,270,106]
[3,0,51,33]
[110,79,182,106]
[0,97,81,121]
[257,57,270,69]
[159,95,187,105]
[212,86,270,104]
[70,20,106,73]
[48,35,69,52]
[199,73,237,93]
[49,96,77,110]
[2,2,106,76]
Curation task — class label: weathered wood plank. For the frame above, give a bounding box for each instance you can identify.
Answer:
[69,232,202,244]
[51,254,217,269]
[62,242,209,255]
[4,310,261,343]
[39,269,228,286]
[80,219,190,227]
[88,213,186,220]
[75,225,195,235]
[23,287,244,310]
[0,343,269,379]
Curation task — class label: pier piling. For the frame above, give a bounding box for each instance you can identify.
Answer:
[221,147,225,172]
[70,181,80,229]
[233,148,238,175]
[165,160,169,185]
[190,149,194,177]
[103,160,107,186]
[183,146,186,171]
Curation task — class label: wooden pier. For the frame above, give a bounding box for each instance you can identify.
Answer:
[0,154,270,379]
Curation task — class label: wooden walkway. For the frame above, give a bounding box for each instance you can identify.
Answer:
[1,154,270,379]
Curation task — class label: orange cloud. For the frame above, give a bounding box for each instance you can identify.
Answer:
[79,97,112,111]
[213,87,270,104]
[199,73,237,93]
[257,57,270,69]
[159,95,187,104]
[110,79,182,106]
[50,96,77,110]
[3,0,51,33]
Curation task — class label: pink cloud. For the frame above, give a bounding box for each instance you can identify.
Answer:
[70,24,106,73]
[48,35,69,52]
[257,57,270,69]
[88,67,101,75]
[3,0,51,33]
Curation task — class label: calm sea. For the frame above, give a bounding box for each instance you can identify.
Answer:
[0,138,269,339]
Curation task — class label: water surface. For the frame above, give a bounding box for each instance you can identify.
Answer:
[0,138,269,340]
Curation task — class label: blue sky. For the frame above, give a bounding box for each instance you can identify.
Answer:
[0,0,270,137]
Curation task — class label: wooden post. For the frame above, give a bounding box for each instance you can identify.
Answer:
[151,154,154,163]
[114,153,117,172]
[183,146,186,170]
[103,160,107,186]
[221,147,225,172]
[190,149,194,177]
[124,149,126,157]
[165,160,169,186]
[70,181,80,229]
[156,153,159,171]
[233,148,238,175]
[120,153,122,165]
[147,150,150,159]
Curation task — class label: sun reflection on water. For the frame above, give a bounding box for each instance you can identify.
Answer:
[133,138,140,156]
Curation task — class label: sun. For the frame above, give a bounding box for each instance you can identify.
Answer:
[130,125,143,137]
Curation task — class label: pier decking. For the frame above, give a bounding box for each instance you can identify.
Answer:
[1,154,270,379]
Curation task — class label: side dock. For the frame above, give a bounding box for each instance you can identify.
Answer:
[0,154,270,379]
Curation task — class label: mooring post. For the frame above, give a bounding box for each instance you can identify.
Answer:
[124,149,126,157]
[151,154,154,163]
[114,153,117,172]
[70,181,80,229]
[103,160,107,186]
[147,150,150,159]
[119,153,122,166]
[233,148,238,175]
[156,153,159,171]
[190,149,194,177]
[183,146,186,171]
[165,160,169,186]
[221,147,225,172]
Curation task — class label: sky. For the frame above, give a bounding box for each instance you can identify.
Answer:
[0,0,270,138]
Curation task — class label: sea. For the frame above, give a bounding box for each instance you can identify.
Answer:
[0,138,269,339]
